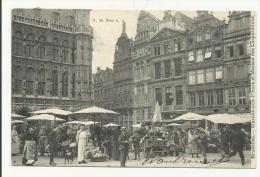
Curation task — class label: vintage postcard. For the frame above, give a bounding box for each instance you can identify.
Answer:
[10,8,256,169]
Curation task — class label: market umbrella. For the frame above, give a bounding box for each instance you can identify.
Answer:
[11,113,25,119]
[132,123,142,128]
[103,123,119,127]
[11,120,25,124]
[165,123,182,127]
[204,113,251,124]
[66,120,99,126]
[31,108,72,116]
[69,106,119,124]
[25,114,65,121]
[152,101,162,123]
[173,112,206,121]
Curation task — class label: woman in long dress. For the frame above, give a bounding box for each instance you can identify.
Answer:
[22,127,38,165]
[188,129,200,158]
[76,125,89,164]
[11,125,20,155]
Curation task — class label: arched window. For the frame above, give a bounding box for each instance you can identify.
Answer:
[61,40,69,63]
[13,31,23,56]
[24,33,35,57]
[62,72,69,97]
[38,69,45,95]
[13,66,23,94]
[52,70,59,96]
[52,38,59,61]
[25,67,36,95]
[37,36,46,59]
[72,73,76,98]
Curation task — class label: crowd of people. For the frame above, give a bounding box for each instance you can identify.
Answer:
[11,122,251,167]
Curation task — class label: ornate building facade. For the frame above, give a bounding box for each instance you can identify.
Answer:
[113,21,134,128]
[223,11,251,113]
[93,67,114,110]
[12,9,93,112]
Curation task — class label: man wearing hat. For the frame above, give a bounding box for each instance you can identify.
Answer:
[118,127,129,167]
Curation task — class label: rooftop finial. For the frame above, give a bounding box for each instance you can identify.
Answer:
[122,20,126,35]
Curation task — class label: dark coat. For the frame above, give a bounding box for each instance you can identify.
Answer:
[48,130,58,151]
[118,134,129,151]
[230,129,245,149]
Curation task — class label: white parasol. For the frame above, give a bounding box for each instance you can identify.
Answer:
[132,123,142,128]
[25,114,65,121]
[103,123,120,127]
[11,113,25,119]
[204,113,251,124]
[31,108,72,116]
[66,120,99,126]
[11,120,25,124]
[173,112,206,121]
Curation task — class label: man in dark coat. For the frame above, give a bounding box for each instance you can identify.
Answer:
[229,126,246,165]
[118,127,129,167]
[221,125,231,155]
[47,126,59,166]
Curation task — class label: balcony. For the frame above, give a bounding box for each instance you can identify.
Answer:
[12,14,93,36]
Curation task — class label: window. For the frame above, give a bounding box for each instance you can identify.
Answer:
[190,92,196,107]
[237,65,245,79]
[216,66,223,80]
[154,44,161,56]
[13,31,23,56]
[164,60,171,78]
[175,58,182,76]
[237,44,244,56]
[207,91,214,106]
[72,73,76,98]
[163,41,170,54]
[215,46,222,58]
[175,39,182,51]
[52,70,59,96]
[176,85,183,105]
[216,89,224,105]
[37,36,46,59]
[197,70,204,84]
[198,91,205,106]
[204,47,212,59]
[228,46,234,57]
[206,68,214,82]
[196,33,202,42]
[189,71,196,85]
[52,38,59,61]
[13,66,23,94]
[155,62,161,79]
[238,88,246,105]
[227,66,234,81]
[205,31,211,40]
[188,51,194,62]
[196,49,203,62]
[165,87,172,105]
[25,67,36,95]
[228,88,236,106]
[37,69,45,96]
[25,34,34,58]
[155,88,162,105]
[61,40,69,62]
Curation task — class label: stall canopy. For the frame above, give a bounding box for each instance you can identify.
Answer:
[66,120,99,126]
[25,114,65,121]
[173,112,206,121]
[103,123,120,127]
[31,108,72,116]
[132,123,142,128]
[11,113,25,119]
[204,113,251,124]
[11,120,25,124]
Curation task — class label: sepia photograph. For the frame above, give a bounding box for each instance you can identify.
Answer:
[9,8,256,169]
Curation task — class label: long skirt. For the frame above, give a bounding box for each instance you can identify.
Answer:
[12,135,20,154]
[78,139,86,162]
[189,141,199,154]
[23,141,37,165]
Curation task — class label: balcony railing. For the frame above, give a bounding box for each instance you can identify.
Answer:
[12,14,93,36]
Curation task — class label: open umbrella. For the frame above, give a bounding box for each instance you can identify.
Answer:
[204,113,251,124]
[11,113,25,119]
[25,114,65,121]
[31,108,72,116]
[66,120,99,126]
[69,106,119,123]
[103,123,119,127]
[165,123,182,127]
[173,112,206,121]
[132,123,142,128]
[11,120,25,124]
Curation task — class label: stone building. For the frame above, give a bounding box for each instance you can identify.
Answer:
[149,11,193,121]
[113,21,134,128]
[132,11,159,124]
[93,67,114,110]
[12,9,93,112]
[223,11,251,113]
[185,11,226,116]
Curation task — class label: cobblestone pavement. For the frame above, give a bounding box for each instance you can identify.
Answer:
[11,150,252,168]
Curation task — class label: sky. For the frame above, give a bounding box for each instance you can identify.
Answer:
[90,10,229,73]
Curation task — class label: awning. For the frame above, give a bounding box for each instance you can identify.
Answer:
[205,113,251,124]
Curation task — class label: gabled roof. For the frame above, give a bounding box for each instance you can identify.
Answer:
[150,27,185,41]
